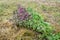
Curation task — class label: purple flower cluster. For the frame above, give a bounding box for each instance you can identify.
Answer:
[17,7,31,20]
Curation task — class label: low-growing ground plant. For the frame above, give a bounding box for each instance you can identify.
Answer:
[13,6,60,40]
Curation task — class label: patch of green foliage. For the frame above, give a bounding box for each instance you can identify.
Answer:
[15,7,53,33]
[14,6,60,40]
[47,33,60,40]
[26,7,53,33]
[26,7,60,40]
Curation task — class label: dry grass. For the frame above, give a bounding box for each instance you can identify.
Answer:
[0,0,60,40]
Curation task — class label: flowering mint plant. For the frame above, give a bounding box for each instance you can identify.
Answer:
[17,7,31,21]
[13,6,32,27]
[13,6,53,32]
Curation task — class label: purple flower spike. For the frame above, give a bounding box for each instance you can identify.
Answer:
[18,7,26,13]
[17,7,31,21]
